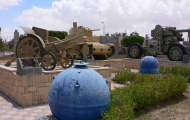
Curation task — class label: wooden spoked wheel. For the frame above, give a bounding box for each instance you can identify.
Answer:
[81,45,89,55]
[73,50,83,60]
[41,52,56,71]
[61,52,74,69]
[16,36,43,58]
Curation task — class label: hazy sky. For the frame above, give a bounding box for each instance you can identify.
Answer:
[1,0,190,41]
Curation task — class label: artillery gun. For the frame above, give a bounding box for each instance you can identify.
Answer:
[66,22,115,60]
[2,26,91,70]
[128,25,190,61]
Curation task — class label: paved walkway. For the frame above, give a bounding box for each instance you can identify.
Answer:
[0,92,51,120]
[0,81,126,120]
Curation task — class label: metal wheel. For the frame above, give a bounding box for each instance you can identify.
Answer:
[73,50,83,60]
[41,52,56,71]
[107,46,115,58]
[16,35,43,58]
[61,52,74,69]
[81,45,90,55]
[128,43,143,59]
[167,43,187,61]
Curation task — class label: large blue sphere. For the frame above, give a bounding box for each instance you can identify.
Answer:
[48,61,110,120]
[140,56,159,74]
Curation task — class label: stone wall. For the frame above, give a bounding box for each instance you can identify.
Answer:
[0,65,111,107]
[89,58,190,73]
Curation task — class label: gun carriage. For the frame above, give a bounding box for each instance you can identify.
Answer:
[15,26,90,70]
[128,25,190,61]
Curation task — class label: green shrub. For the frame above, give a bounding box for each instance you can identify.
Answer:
[49,30,68,40]
[122,36,144,47]
[114,69,162,84]
[114,69,138,84]
[159,66,190,80]
[128,74,187,109]
[102,88,135,120]
[102,74,188,119]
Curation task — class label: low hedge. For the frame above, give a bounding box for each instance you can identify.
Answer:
[102,72,188,120]
[159,66,190,80]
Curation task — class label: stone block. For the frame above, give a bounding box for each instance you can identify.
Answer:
[8,84,13,91]
[18,86,25,93]
[14,79,18,86]
[48,74,57,82]
[25,86,37,93]
[18,75,36,86]
[33,100,39,105]
[33,92,39,101]
[98,70,106,75]
[45,82,52,87]
[38,99,48,104]
[21,93,33,106]
[38,87,49,100]
[36,74,49,83]
[37,82,45,88]
[9,78,14,85]
[0,68,2,74]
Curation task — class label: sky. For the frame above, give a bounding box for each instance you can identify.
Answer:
[1,0,190,41]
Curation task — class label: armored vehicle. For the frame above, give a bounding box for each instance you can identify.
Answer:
[66,22,115,60]
[128,25,190,61]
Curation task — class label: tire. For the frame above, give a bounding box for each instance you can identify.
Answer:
[41,52,56,71]
[167,43,187,61]
[128,43,143,59]
[16,35,44,58]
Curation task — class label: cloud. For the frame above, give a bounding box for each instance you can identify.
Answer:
[16,0,190,39]
[0,0,22,9]
[0,28,14,41]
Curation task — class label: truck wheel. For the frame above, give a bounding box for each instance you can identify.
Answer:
[128,43,143,59]
[167,43,187,61]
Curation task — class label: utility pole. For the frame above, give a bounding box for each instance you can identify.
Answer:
[102,22,105,36]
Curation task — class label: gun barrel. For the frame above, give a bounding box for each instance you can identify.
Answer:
[175,29,190,32]
[91,29,100,31]
[54,32,88,50]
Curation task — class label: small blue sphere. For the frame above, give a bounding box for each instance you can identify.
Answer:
[140,56,159,74]
[48,61,110,120]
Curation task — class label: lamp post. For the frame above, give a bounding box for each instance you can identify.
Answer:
[102,22,105,36]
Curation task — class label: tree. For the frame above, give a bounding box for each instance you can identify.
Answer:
[0,38,3,52]
[49,30,68,40]
[122,32,144,47]
[130,31,139,36]
[8,39,14,49]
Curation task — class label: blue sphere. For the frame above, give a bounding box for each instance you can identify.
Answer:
[140,56,159,74]
[48,61,110,120]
